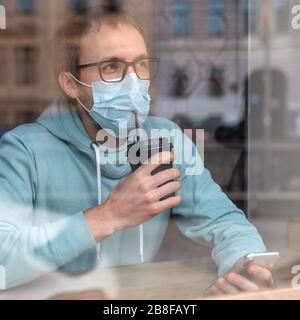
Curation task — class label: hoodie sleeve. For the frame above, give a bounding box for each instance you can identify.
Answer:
[172,133,266,276]
[0,132,96,289]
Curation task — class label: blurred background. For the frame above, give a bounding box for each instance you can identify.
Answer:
[0,0,299,262]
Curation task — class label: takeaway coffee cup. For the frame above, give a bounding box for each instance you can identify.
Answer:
[127,137,175,200]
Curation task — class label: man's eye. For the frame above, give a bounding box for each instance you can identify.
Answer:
[138,61,149,69]
[102,63,120,73]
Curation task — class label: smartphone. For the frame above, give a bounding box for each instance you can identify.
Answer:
[203,251,280,296]
[232,252,280,275]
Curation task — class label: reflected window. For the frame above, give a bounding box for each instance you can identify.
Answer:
[15,47,38,85]
[208,65,225,97]
[208,0,225,37]
[274,0,290,34]
[242,0,257,35]
[171,0,189,38]
[68,0,89,14]
[16,0,35,14]
[172,67,188,97]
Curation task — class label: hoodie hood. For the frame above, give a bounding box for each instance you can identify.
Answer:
[36,98,132,179]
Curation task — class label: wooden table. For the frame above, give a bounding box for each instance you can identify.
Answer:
[1,249,300,300]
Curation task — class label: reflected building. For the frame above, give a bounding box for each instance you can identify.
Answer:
[153,1,300,138]
[153,0,300,189]
[247,1,300,223]
[248,0,300,141]
[151,0,300,256]
[153,0,250,129]
[152,0,252,202]
[0,0,153,132]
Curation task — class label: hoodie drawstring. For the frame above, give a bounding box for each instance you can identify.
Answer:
[91,142,144,264]
[92,142,102,260]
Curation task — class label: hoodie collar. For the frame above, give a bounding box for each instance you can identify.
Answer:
[36,98,131,179]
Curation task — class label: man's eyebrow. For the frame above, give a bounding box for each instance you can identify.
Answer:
[133,54,150,60]
[100,54,149,62]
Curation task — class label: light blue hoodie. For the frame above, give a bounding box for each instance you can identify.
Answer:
[0,98,266,289]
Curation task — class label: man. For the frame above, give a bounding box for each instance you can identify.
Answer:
[0,8,273,295]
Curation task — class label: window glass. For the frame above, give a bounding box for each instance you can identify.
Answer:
[207,0,225,37]
[16,0,35,14]
[171,0,189,38]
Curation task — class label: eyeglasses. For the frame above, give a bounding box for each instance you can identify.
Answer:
[76,57,160,83]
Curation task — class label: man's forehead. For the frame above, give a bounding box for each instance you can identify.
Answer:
[79,23,148,63]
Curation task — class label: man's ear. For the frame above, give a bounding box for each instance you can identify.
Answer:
[58,72,79,99]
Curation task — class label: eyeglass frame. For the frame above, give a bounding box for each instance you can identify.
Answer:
[76,57,160,83]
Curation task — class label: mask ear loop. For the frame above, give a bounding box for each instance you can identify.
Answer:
[75,97,91,114]
[68,73,93,113]
[68,73,93,88]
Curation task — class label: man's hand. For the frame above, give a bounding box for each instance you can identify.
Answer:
[207,261,274,296]
[85,151,182,242]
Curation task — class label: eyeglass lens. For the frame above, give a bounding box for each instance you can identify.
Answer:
[98,59,158,83]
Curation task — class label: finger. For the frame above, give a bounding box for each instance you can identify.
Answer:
[248,265,274,287]
[208,285,224,296]
[225,273,259,292]
[266,264,274,272]
[215,277,241,295]
[139,152,175,175]
[149,195,181,215]
[149,168,181,188]
[148,181,181,201]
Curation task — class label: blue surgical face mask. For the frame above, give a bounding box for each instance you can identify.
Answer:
[70,73,151,138]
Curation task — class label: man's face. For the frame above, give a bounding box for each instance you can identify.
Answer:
[76,23,149,107]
